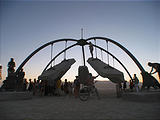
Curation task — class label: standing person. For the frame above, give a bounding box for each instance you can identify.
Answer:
[64,79,69,95]
[68,81,73,97]
[56,79,62,96]
[148,62,160,82]
[28,79,33,92]
[116,82,122,98]
[44,80,49,96]
[23,79,28,91]
[74,76,80,98]
[89,42,94,58]
[133,74,139,93]
[129,80,133,92]
[40,80,45,96]
[7,58,16,76]
[17,68,25,91]
[123,81,127,92]
[33,79,37,95]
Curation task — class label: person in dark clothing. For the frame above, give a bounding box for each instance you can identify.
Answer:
[28,79,33,92]
[64,79,69,94]
[123,81,127,91]
[148,62,160,81]
[89,42,94,58]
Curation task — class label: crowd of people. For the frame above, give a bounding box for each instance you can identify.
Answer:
[21,77,81,98]
[20,72,99,99]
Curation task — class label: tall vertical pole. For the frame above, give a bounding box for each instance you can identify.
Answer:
[82,45,86,66]
[94,39,97,58]
[81,28,83,39]
[81,28,86,66]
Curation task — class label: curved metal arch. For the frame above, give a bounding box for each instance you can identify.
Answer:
[16,39,78,74]
[43,41,133,80]
[91,44,133,80]
[86,37,146,73]
[42,43,78,73]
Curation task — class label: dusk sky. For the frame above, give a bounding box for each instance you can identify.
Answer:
[0,0,159,85]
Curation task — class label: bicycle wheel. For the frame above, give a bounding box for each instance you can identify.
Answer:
[79,87,89,101]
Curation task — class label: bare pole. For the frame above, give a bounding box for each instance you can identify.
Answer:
[81,28,86,66]
[94,38,97,58]
[81,28,83,39]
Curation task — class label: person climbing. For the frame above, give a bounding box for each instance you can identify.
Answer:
[89,42,94,58]
[87,73,100,99]
[148,62,160,81]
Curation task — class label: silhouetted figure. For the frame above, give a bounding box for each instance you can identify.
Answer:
[116,82,122,98]
[133,74,139,92]
[74,76,80,98]
[64,79,69,94]
[44,80,49,96]
[7,58,16,76]
[87,73,99,86]
[16,68,25,91]
[129,80,133,91]
[148,62,160,81]
[123,81,127,91]
[23,79,28,91]
[89,42,94,58]
[56,79,62,96]
[28,79,33,92]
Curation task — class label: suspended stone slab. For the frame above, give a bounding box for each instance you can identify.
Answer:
[38,59,76,85]
[87,58,124,83]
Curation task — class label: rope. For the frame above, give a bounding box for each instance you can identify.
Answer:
[106,40,109,65]
[113,57,115,68]
[101,49,103,61]
[94,39,97,58]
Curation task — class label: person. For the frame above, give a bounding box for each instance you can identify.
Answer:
[133,74,139,92]
[40,80,45,96]
[7,58,16,76]
[23,79,28,91]
[44,80,49,96]
[148,62,160,81]
[123,81,127,92]
[68,81,73,96]
[87,73,100,99]
[64,79,69,95]
[28,79,33,92]
[33,79,39,95]
[89,42,94,58]
[87,73,99,86]
[116,82,122,98]
[56,79,62,96]
[74,76,80,98]
[129,80,133,91]
[17,68,25,91]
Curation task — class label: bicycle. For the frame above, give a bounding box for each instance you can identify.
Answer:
[79,84,100,101]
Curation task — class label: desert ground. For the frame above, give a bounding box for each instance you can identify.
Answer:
[0,81,160,120]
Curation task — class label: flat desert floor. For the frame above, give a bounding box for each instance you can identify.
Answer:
[0,81,160,120]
